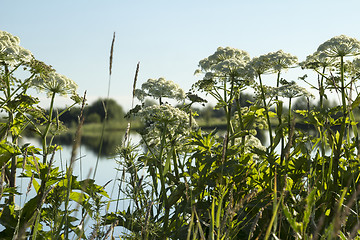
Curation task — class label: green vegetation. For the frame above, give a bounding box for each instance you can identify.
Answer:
[2,30,360,240]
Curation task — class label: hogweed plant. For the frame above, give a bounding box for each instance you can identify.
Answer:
[3,29,360,240]
[0,30,109,239]
[106,35,360,240]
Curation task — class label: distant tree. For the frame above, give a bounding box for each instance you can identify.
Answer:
[85,112,101,123]
[85,98,125,122]
[57,106,81,126]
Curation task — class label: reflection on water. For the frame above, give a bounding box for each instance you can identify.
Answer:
[52,130,127,157]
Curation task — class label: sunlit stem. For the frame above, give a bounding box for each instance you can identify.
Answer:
[42,92,56,164]
[235,97,245,152]
[319,67,326,109]
[275,71,285,166]
[333,55,347,200]
[258,74,273,149]
[158,124,170,233]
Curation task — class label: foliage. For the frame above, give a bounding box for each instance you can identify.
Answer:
[0,30,109,239]
[4,28,360,240]
[57,98,126,125]
[110,35,360,240]
[85,98,125,123]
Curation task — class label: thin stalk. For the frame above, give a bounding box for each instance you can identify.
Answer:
[235,97,245,153]
[332,56,346,213]
[276,71,285,166]
[158,125,170,234]
[258,74,274,149]
[41,92,56,164]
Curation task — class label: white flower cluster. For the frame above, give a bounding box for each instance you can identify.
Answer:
[247,50,298,76]
[253,80,313,100]
[31,72,78,97]
[137,104,190,131]
[268,50,298,72]
[135,77,185,102]
[300,51,336,70]
[136,104,193,146]
[277,80,314,99]
[0,30,33,65]
[196,47,250,76]
[345,57,360,78]
[317,35,360,57]
[244,134,266,153]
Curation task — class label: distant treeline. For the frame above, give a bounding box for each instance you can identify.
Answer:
[57,98,125,126]
[57,94,343,127]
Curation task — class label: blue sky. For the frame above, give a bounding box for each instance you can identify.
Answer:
[2,1,360,109]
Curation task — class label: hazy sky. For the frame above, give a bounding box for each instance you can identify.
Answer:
[2,1,360,109]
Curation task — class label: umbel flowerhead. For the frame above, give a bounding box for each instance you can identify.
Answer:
[135,104,194,147]
[195,46,250,77]
[247,50,298,77]
[134,77,185,102]
[31,71,78,97]
[0,30,33,65]
[300,51,336,70]
[317,35,360,57]
[277,79,314,99]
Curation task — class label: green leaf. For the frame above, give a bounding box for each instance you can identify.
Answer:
[70,192,89,204]
[303,188,317,232]
[0,140,21,165]
[163,150,172,176]
[281,203,301,234]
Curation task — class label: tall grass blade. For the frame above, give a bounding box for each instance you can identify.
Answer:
[132,62,140,108]
[109,32,115,77]
[93,32,115,179]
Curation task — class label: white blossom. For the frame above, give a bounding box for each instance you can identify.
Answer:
[244,134,266,153]
[345,57,360,78]
[196,47,250,77]
[277,80,314,99]
[247,50,297,76]
[135,77,185,102]
[300,51,336,70]
[317,35,360,57]
[135,104,194,147]
[268,50,298,72]
[31,72,78,97]
[0,30,33,65]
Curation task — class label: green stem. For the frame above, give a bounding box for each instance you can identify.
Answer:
[258,74,273,149]
[42,92,56,164]
[235,98,245,152]
[333,56,346,210]
[158,124,170,234]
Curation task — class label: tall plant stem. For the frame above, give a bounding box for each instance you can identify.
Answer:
[258,74,273,150]
[226,77,235,147]
[275,71,285,166]
[4,65,16,204]
[235,97,245,152]
[333,56,347,206]
[41,92,56,164]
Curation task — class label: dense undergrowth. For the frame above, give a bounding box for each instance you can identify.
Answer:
[2,30,360,239]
